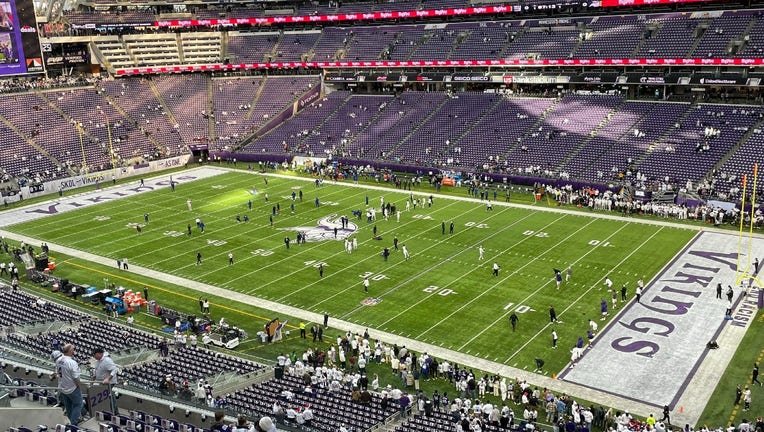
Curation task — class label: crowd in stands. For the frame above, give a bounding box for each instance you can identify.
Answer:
[260,332,530,431]
[0,76,96,94]
[257,330,763,432]
[2,69,764,208]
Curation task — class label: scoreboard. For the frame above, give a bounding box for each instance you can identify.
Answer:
[0,0,42,76]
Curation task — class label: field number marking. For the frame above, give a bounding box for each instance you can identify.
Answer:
[359,271,388,281]
[465,222,488,229]
[423,285,457,296]
[522,230,549,237]
[503,302,533,313]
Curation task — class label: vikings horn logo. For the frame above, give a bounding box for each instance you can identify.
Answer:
[280,214,359,242]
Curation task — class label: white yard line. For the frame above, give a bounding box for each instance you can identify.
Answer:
[340,208,542,324]
[290,204,475,298]
[503,226,666,364]
[458,220,629,351]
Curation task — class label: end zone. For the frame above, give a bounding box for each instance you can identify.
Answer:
[559,230,763,410]
[0,167,227,228]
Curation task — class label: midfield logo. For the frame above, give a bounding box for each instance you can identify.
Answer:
[361,297,382,306]
[279,214,358,242]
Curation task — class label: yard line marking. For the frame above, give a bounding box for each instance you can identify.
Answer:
[331,209,541,320]
[414,217,599,341]
[267,197,472,300]
[503,226,665,364]
[457,221,632,351]
[303,202,515,310]
[22,171,250,244]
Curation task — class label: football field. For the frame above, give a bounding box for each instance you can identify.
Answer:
[2,167,698,374]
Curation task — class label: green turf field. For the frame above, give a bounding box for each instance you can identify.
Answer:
[4,170,699,374]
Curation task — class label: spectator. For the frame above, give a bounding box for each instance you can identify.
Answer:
[56,344,83,425]
[255,416,277,432]
[92,347,119,413]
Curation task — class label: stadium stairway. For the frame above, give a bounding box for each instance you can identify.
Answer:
[387,96,452,159]
[290,92,354,152]
[88,42,115,75]
[631,102,696,171]
[708,114,764,179]
[0,112,69,178]
[243,79,267,123]
[35,90,100,149]
[147,80,180,128]
[556,98,628,172]
[0,402,68,431]
[342,97,400,156]
[736,18,760,55]
[266,32,284,63]
[99,90,166,154]
[176,33,185,64]
[685,20,711,58]
[206,79,216,143]
[442,96,507,158]
[220,32,229,63]
[501,96,561,160]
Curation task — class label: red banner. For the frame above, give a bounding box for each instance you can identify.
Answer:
[154,6,517,28]
[600,0,713,5]
[115,57,763,76]
[151,0,719,29]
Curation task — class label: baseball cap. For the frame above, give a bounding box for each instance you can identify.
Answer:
[258,417,274,430]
